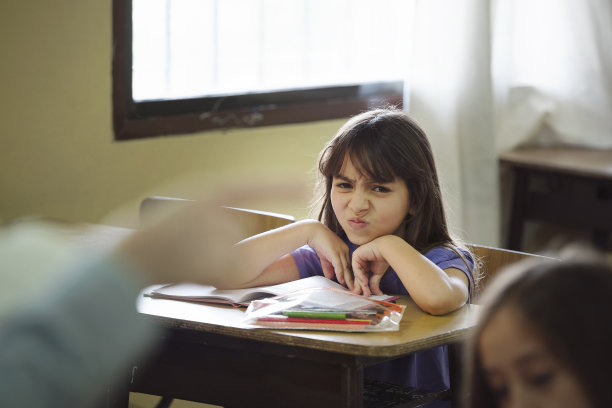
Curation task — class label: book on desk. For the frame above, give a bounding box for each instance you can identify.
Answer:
[144,275,397,307]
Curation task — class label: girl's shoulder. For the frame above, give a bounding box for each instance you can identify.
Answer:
[423,244,473,264]
[423,244,475,282]
[424,244,476,297]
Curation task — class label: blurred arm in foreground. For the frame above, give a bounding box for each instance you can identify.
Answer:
[0,187,292,408]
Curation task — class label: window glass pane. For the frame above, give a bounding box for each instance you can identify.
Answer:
[306,0,348,86]
[348,0,409,82]
[132,0,410,101]
[168,0,215,99]
[217,0,262,94]
[132,0,169,101]
[261,0,306,90]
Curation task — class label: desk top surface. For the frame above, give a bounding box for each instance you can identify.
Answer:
[137,290,481,358]
[499,147,612,179]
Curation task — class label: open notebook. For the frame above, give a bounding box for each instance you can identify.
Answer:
[144,275,398,307]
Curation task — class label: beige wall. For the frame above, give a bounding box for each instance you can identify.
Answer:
[0,1,344,228]
[0,3,345,407]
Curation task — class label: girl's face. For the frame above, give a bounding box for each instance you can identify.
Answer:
[478,305,590,408]
[330,155,410,245]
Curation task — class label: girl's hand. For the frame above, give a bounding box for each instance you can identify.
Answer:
[351,239,390,297]
[306,222,353,290]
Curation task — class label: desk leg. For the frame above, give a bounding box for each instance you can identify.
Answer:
[448,342,463,408]
[507,167,528,251]
[340,361,364,408]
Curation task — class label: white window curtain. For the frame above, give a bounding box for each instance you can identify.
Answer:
[404,0,612,246]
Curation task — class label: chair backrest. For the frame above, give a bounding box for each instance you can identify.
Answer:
[140,196,295,240]
[465,243,553,303]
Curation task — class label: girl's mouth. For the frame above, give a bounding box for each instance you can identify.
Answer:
[348,218,368,229]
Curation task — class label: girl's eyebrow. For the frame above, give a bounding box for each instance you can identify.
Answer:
[334,173,394,184]
[516,351,549,368]
[334,173,355,183]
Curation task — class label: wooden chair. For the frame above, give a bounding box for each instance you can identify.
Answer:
[139,196,295,240]
[465,243,553,303]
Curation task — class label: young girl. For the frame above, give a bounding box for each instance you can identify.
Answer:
[464,258,612,408]
[230,107,475,397]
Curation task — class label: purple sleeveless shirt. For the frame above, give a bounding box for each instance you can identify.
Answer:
[291,236,473,394]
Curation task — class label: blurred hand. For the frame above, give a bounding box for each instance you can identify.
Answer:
[118,183,306,286]
[117,200,245,286]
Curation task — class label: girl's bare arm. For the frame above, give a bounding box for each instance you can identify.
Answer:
[352,235,469,315]
[223,219,352,289]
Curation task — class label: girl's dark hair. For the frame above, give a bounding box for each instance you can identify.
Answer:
[464,259,612,408]
[312,107,453,252]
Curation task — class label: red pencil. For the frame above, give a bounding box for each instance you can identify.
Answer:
[257,317,370,325]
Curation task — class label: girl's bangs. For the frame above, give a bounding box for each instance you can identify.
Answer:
[347,141,396,183]
[323,122,398,182]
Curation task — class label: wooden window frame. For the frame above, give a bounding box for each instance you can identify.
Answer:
[112,0,403,141]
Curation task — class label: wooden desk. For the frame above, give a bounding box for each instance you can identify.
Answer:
[500,147,612,251]
[131,294,481,408]
[64,224,481,407]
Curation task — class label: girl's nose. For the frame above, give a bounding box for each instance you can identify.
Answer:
[348,190,369,213]
[508,383,534,408]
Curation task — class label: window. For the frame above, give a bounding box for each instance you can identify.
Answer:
[113,0,408,140]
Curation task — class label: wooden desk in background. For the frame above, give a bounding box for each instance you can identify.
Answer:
[64,224,481,408]
[500,147,612,251]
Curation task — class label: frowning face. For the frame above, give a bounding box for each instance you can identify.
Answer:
[330,156,410,246]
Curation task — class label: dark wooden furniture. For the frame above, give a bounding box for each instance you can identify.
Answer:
[500,147,612,251]
[132,290,481,408]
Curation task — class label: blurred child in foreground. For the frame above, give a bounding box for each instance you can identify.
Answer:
[463,255,612,408]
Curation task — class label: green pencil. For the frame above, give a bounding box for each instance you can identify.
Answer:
[282,310,347,320]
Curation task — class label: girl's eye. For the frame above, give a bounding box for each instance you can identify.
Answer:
[336,182,352,189]
[527,371,554,387]
[373,186,390,193]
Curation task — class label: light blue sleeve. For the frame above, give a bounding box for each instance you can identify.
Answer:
[0,255,161,408]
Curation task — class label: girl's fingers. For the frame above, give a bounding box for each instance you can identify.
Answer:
[342,266,354,291]
[310,227,351,287]
[351,260,371,296]
[333,257,354,290]
[352,257,370,287]
[368,274,384,295]
[357,278,371,297]
[340,252,353,291]
[319,257,335,280]
[351,280,365,296]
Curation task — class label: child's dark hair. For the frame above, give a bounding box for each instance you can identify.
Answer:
[313,107,454,252]
[464,258,612,407]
